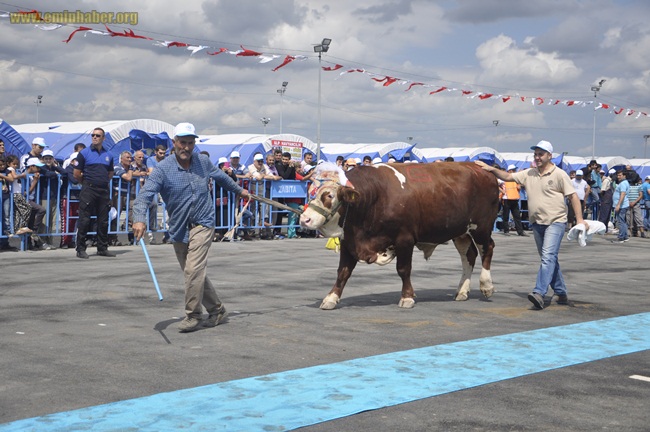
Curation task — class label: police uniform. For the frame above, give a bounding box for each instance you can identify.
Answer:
[75,146,115,253]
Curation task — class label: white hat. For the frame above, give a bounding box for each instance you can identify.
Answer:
[372,157,382,164]
[576,169,584,176]
[355,158,362,164]
[530,140,553,154]
[173,122,198,138]
[217,157,227,165]
[32,137,47,147]
[608,168,616,175]
[253,153,264,161]
[599,169,605,174]
[304,164,315,172]
[230,151,240,158]
[42,149,54,158]
[388,157,396,163]
[26,157,44,167]
[645,175,650,180]
[507,164,517,171]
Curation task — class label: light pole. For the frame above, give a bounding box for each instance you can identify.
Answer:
[277,81,288,134]
[313,37,331,162]
[35,95,43,123]
[260,117,271,134]
[644,134,650,159]
[591,79,605,159]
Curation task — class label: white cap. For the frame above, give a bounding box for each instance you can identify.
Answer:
[42,149,54,157]
[608,168,616,174]
[530,140,553,154]
[411,160,419,163]
[230,151,240,158]
[355,158,362,164]
[507,164,517,171]
[372,157,382,164]
[253,153,264,161]
[217,157,228,165]
[388,157,396,163]
[26,157,44,167]
[645,175,650,180]
[304,164,315,172]
[32,137,47,147]
[576,169,584,176]
[599,169,605,174]
[173,122,198,138]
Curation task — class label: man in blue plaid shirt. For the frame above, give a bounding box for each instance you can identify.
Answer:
[133,122,249,333]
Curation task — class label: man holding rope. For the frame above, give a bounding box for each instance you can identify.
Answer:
[132,123,249,333]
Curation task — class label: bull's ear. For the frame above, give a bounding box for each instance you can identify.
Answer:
[338,187,360,203]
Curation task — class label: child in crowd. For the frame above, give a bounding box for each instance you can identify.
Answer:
[4,155,32,235]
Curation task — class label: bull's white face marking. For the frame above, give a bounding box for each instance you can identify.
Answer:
[372,163,406,189]
[375,247,396,266]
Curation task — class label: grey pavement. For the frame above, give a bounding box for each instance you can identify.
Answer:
[0,231,649,431]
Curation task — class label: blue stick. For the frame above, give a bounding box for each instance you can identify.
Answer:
[140,239,163,301]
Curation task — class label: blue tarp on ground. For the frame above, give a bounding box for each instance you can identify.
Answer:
[0,119,30,158]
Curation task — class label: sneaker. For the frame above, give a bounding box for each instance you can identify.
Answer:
[518,232,529,237]
[204,305,228,327]
[527,292,545,310]
[76,250,89,259]
[556,294,569,305]
[97,250,116,257]
[41,243,53,251]
[178,316,202,333]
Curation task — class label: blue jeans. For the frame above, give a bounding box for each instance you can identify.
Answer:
[616,208,628,240]
[531,222,567,297]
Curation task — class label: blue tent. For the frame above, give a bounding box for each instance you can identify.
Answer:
[320,142,426,163]
[419,147,507,168]
[13,120,174,160]
[0,118,30,158]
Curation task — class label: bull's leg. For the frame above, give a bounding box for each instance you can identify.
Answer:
[395,246,416,308]
[477,236,496,298]
[452,235,477,301]
[321,245,357,310]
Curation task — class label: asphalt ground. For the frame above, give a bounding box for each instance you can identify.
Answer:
[0,231,649,431]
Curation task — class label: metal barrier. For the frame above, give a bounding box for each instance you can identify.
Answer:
[0,174,310,250]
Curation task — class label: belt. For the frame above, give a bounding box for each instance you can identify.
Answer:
[188,222,203,230]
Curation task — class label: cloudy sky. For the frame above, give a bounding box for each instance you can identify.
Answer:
[1,0,650,158]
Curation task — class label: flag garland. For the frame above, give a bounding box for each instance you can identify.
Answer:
[2,8,648,120]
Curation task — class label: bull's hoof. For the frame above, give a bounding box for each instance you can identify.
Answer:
[320,293,340,310]
[454,292,469,301]
[481,288,495,298]
[398,297,415,308]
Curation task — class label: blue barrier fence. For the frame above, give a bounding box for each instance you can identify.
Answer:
[1,175,310,250]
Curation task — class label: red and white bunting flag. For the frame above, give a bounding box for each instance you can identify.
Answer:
[207,48,228,55]
[405,82,425,91]
[429,86,447,95]
[104,25,152,40]
[187,45,209,55]
[626,109,635,116]
[565,101,575,106]
[372,76,399,87]
[236,46,263,57]
[596,103,610,110]
[258,54,280,63]
[272,55,295,71]
[63,26,92,43]
[156,41,189,48]
[462,90,473,95]
[614,108,624,114]
[502,96,511,103]
[322,64,343,71]
[35,24,62,30]
[478,93,493,100]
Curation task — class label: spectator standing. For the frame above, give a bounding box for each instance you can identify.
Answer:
[25,158,47,249]
[132,122,249,333]
[60,147,83,249]
[501,164,527,236]
[476,140,585,310]
[0,139,5,158]
[569,169,590,226]
[642,175,650,233]
[0,155,17,250]
[112,151,135,245]
[362,155,372,166]
[5,155,31,235]
[19,137,47,170]
[146,145,168,242]
[39,149,65,249]
[73,127,116,259]
[335,155,344,167]
[300,152,314,173]
[598,168,615,231]
[627,173,645,238]
[612,170,630,243]
[227,151,250,183]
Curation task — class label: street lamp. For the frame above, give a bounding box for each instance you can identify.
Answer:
[35,95,43,123]
[644,134,650,159]
[313,37,331,162]
[493,120,499,151]
[277,81,288,134]
[591,79,606,159]
[260,117,271,134]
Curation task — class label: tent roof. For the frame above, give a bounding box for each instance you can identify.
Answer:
[320,142,424,161]
[0,118,30,157]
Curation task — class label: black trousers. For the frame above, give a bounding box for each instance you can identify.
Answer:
[598,189,613,231]
[76,184,111,252]
[502,199,525,234]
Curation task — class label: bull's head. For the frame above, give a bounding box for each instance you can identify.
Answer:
[299,163,355,238]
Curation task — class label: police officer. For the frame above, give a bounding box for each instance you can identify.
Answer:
[73,128,116,259]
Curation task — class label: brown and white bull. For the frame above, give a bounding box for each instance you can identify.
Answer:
[300,161,499,310]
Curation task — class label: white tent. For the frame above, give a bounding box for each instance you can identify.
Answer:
[319,142,425,162]
[197,133,317,166]
[14,119,174,159]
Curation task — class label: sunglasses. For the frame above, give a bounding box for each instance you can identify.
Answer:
[91,134,103,138]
